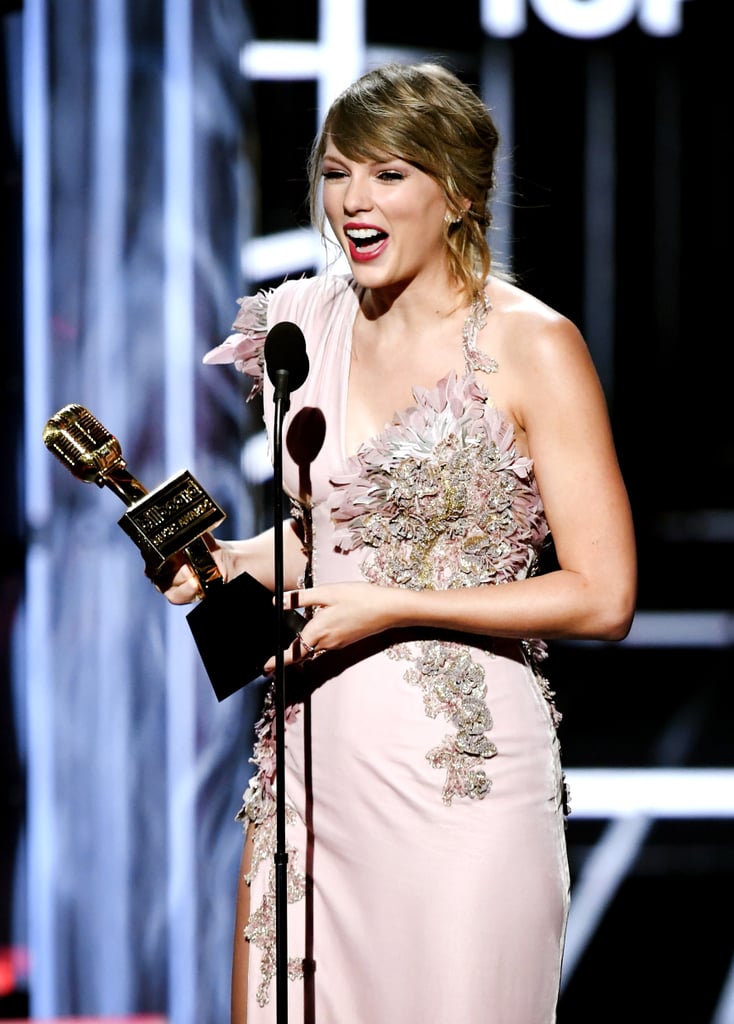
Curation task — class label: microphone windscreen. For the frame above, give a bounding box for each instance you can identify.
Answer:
[43,403,124,483]
[264,321,309,392]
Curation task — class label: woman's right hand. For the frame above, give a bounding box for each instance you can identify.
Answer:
[145,520,306,607]
[146,533,229,605]
[146,551,210,605]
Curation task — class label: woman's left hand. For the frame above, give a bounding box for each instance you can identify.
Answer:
[262,582,397,673]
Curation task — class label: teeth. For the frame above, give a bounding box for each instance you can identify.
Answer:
[346,228,383,240]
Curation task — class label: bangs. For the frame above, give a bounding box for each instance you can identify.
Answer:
[324,104,420,167]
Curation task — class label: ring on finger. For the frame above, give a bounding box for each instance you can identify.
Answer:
[296,632,316,656]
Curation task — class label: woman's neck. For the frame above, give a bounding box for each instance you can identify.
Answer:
[360,276,469,327]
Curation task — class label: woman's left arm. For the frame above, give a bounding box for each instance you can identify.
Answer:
[274,315,637,663]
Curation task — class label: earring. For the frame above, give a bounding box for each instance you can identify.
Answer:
[445,211,463,227]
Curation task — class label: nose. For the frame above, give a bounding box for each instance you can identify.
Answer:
[343,171,373,215]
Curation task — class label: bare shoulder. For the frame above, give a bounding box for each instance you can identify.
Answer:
[487,276,585,348]
[484,277,605,434]
[487,276,588,367]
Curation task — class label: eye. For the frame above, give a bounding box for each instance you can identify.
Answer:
[322,169,347,182]
[377,170,404,182]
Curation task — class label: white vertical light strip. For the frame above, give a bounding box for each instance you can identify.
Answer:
[163,1,198,1021]
[318,0,365,114]
[314,0,364,275]
[21,0,55,1014]
[712,957,734,1024]
[90,0,132,1008]
[583,48,616,396]
[240,3,366,284]
[21,7,50,527]
[91,0,126,407]
[479,42,515,271]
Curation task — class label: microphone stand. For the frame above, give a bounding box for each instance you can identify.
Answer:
[272,367,291,1024]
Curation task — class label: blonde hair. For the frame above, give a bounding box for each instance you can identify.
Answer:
[307,61,504,302]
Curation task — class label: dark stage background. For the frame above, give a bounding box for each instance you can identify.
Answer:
[1,1,732,1022]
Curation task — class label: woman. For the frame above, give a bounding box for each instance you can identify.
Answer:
[163,61,637,1023]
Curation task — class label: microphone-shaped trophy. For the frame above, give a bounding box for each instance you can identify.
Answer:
[42,322,309,700]
[42,402,227,591]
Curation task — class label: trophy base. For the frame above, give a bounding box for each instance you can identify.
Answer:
[186,571,303,701]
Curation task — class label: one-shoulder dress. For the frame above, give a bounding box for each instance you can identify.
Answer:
[204,272,571,1024]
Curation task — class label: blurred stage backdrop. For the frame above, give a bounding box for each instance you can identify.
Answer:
[1,1,733,1023]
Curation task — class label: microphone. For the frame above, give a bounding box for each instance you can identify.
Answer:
[42,403,225,590]
[264,321,309,393]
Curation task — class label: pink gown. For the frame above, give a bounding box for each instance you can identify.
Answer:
[205,273,570,1024]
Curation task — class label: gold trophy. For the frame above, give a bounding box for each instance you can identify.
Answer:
[43,403,299,699]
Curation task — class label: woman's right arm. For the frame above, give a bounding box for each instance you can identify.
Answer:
[154,518,306,606]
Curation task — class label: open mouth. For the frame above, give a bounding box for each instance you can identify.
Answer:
[345,228,388,251]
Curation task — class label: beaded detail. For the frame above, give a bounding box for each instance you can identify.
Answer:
[462,290,498,375]
[236,687,307,1007]
[242,808,307,1008]
[388,639,497,804]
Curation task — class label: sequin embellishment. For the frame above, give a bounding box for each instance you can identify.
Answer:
[388,638,497,804]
